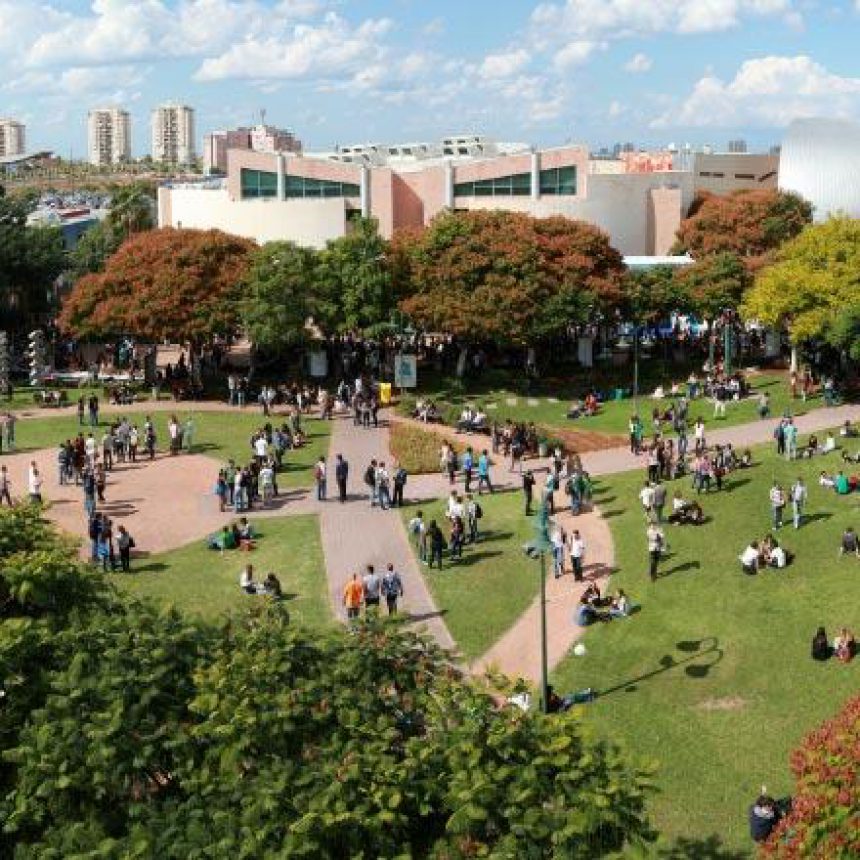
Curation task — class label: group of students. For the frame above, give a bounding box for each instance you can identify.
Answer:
[207,517,255,552]
[438,443,494,493]
[88,512,134,572]
[342,564,405,617]
[362,459,408,509]
[811,625,856,663]
[407,508,476,570]
[575,582,631,626]
[238,563,283,599]
[739,533,791,574]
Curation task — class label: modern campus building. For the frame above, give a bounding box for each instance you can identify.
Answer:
[151,103,196,166]
[204,124,302,174]
[687,151,778,196]
[779,117,860,221]
[87,108,131,166]
[159,137,697,255]
[0,119,26,158]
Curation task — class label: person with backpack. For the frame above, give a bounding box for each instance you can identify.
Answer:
[392,463,408,507]
[408,510,427,562]
[466,493,481,543]
[314,457,327,502]
[428,520,445,570]
[381,564,404,615]
[335,454,349,504]
[376,462,391,510]
[364,459,378,506]
[523,469,535,515]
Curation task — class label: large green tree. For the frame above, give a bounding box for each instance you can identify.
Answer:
[0,192,65,326]
[741,217,860,353]
[678,252,753,319]
[394,210,625,345]
[242,240,318,353]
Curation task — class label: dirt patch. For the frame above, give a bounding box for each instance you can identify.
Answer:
[697,696,748,711]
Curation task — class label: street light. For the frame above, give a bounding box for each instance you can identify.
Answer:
[522,501,553,714]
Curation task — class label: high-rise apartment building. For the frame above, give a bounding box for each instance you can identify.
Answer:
[87,108,131,165]
[151,103,196,165]
[203,124,302,174]
[727,138,748,153]
[0,119,26,158]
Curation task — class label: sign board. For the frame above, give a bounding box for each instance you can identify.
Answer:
[577,335,594,368]
[394,354,417,388]
[308,350,328,379]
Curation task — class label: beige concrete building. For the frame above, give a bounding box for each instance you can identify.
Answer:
[0,119,26,158]
[151,103,195,165]
[690,152,779,195]
[87,108,131,166]
[203,124,301,174]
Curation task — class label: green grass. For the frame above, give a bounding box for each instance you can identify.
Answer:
[549,435,860,856]
[116,514,331,627]
[399,491,540,660]
[4,411,331,489]
[402,368,830,439]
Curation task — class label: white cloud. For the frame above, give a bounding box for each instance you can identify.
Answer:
[624,52,652,73]
[479,48,530,80]
[608,99,625,117]
[422,17,446,36]
[553,40,603,70]
[652,55,860,128]
[195,14,392,81]
[531,0,793,39]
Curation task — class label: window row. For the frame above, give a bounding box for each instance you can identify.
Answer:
[240,169,361,200]
[452,166,578,197]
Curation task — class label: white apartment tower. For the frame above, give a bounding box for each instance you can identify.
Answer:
[0,119,26,158]
[87,108,131,165]
[151,103,196,165]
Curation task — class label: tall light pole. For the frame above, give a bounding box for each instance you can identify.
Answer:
[523,501,553,713]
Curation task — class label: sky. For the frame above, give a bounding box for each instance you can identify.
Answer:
[2,0,860,158]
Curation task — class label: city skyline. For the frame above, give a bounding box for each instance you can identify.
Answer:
[2,1,860,158]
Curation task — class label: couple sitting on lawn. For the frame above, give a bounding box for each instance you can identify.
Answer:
[208,517,256,552]
[239,563,283,599]
[740,533,791,574]
[812,625,856,663]
[667,491,705,526]
[575,584,632,626]
[819,470,853,494]
[566,393,599,420]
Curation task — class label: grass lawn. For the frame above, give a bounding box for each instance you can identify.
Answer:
[116,514,331,628]
[550,436,860,856]
[401,368,831,440]
[4,411,331,489]
[399,490,540,660]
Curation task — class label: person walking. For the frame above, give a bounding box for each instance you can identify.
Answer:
[646,522,664,582]
[116,525,134,572]
[773,419,786,457]
[82,467,97,520]
[791,477,807,529]
[784,420,798,461]
[377,462,392,510]
[652,481,667,524]
[477,449,493,495]
[335,454,349,503]
[465,493,480,544]
[523,470,536,516]
[428,520,445,570]
[0,465,11,506]
[314,457,327,502]
[769,482,786,530]
[362,564,382,614]
[462,446,474,494]
[569,529,586,582]
[342,573,364,621]
[392,463,407,507]
[381,564,404,615]
[409,510,427,563]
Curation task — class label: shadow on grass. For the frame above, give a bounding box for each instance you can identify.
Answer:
[408,608,449,624]
[132,562,168,573]
[453,550,504,566]
[658,560,701,578]
[600,510,625,519]
[598,636,724,698]
[804,511,833,525]
[655,834,749,860]
[724,477,752,492]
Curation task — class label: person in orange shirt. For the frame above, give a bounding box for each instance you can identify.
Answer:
[343,573,364,620]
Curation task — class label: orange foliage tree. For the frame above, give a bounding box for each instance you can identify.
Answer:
[59,228,254,351]
[392,210,625,345]
[673,189,812,269]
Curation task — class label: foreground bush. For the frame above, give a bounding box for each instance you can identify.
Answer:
[762,695,860,859]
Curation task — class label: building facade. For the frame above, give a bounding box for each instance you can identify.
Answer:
[0,119,26,158]
[151,103,196,165]
[203,124,302,174]
[159,141,693,255]
[688,152,778,195]
[87,108,131,166]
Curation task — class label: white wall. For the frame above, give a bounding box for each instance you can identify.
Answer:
[158,188,348,248]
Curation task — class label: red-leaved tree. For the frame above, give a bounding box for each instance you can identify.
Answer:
[762,694,859,859]
[59,228,254,353]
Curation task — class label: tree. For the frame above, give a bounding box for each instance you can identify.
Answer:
[316,217,393,333]
[67,219,124,280]
[0,194,65,326]
[623,265,693,324]
[762,695,859,859]
[107,182,155,240]
[673,190,812,268]
[395,210,625,345]
[59,228,254,354]
[242,241,318,354]
[741,217,860,351]
[678,252,752,319]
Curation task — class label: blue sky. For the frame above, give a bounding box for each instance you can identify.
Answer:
[2,0,860,157]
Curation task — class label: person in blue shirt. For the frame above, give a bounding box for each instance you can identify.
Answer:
[477,449,493,495]
[462,446,474,494]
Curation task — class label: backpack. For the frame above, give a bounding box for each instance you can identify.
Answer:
[396,467,407,485]
[364,465,376,487]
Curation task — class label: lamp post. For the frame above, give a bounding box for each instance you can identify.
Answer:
[522,501,553,713]
[633,320,640,416]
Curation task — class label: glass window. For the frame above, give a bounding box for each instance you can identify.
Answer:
[539,165,577,196]
[241,168,278,199]
[284,174,360,198]
[453,172,531,197]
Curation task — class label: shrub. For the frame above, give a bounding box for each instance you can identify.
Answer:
[390,422,463,474]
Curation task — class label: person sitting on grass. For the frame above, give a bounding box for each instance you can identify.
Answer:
[567,398,586,420]
[239,564,258,594]
[840,419,857,438]
[819,470,836,489]
[739,448,753,468]
[811,626,831,661]
[609,589,630,619]
[740,541,760,575]
[749,791,786,843]
[834,470,850,494]
[834,627,856,663]
[237,517,255,541]
[821,431,836,454]
[584,393,599,416]
[668,492,704,526]
[761,534,788,569]
[263,572,283,599]
[208,525,236,552]
[840,526,860,557]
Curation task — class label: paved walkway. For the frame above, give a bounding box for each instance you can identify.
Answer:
[318,415,456,650]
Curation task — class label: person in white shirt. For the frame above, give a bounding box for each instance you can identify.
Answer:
[259,464,275,505]
[740,542,760,575]
[790,478,807,529]
[446,492,464,522]
[84,433,97,463]
[639,482,655,520]
[822,432,836,454]
[239,564,258,594]
[769,482,786,529]
[819,471,835,489]
[569,529,586,582]
[769,545,787,568]
[609,589,630,618]
[254,434,269,463]
[551,526,566,578]
[27,463,43,504]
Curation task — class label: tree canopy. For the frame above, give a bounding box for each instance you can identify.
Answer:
[0,506,656,858]
[673,189,812,267]
[741,217,860,350]
[394,210,625,344]
[59,228,254,345]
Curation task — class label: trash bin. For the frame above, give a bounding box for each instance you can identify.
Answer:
[379,382,392,405]
[614,388,626,401]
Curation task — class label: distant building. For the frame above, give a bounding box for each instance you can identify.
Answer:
[158,136,693,255]
[203,124,302,175]
[151,103,195,165]
[0,119,26,158]
[779,117,860,221]
[88,108,131,166]
[727,139,748,153]
[691,152,779,195]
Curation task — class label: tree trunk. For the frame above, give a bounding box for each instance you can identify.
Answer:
[790,345,798,373]
[455,344,468,378]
